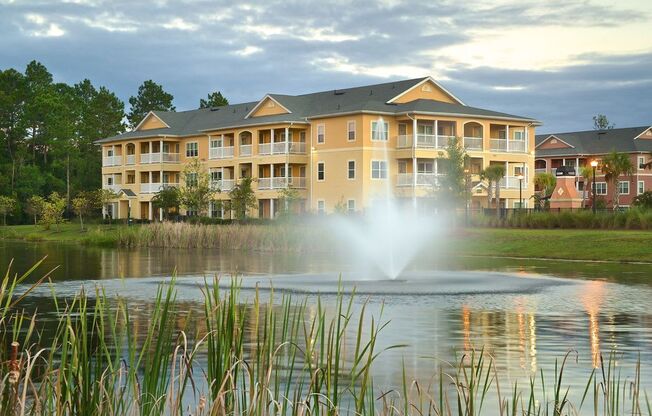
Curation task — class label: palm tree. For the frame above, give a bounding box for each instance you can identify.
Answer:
[534,172,556,210]
[602,150,634,210]
[482,165,506,218]
[579,166,593,208]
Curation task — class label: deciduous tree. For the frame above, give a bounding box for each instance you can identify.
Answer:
[229,177,257,220]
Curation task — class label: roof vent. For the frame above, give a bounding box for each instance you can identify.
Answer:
[210,107,220,112]
[334,90,345,95]
[337,104,341,110]
[392,83,395,89]
[369,90,373,95]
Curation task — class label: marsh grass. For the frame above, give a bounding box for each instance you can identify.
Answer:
[0,260,650,415]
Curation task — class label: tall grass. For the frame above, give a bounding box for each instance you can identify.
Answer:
[1,261,650,415]
[471,209,652,230]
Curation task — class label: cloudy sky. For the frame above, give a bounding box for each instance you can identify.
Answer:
[1,0,651,133]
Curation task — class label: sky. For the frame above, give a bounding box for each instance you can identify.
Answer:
[1,0,651,133]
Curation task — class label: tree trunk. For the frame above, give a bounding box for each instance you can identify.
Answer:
[79,214,84,231]
[66,155,71,211]
[495,180,501,219]
[613,179,620,210]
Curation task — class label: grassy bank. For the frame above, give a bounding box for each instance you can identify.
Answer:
[1,261,649,415]
[2,222,652,263]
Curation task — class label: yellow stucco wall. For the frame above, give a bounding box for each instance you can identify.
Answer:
[391,80,458,104]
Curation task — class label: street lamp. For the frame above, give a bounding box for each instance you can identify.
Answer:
[517,174,525,211]
[590,160,598,214]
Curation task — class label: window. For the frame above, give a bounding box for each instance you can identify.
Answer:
[398,160,407,174]
[300,131,306,142]
[210,202,222,219]
[638,181,645,195]
[210,170,222,182]
[317,200,325,215]
[317,124,325,144]
[371,121,389,141]
[106,176,113,185]
[619,181,630,195]
[107,149,114,157]
[210,139,220,148]
[347,121,356,141]
[371,160,388,179]
[595,182,607,195]
[514,131,525,141]
[186,142,198,157]
[347,160,356,179]
[639,156,646,169]
[317,162,325,181]
[186,172,198,187]
[418,161,433,173]
[347,199,356,214]
[398,123,407,136]
[186,209,198,217]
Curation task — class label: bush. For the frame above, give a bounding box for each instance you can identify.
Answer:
[472,209,652,230]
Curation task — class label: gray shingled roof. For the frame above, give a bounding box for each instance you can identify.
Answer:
[97,77,539,144]
[535,126,652,156]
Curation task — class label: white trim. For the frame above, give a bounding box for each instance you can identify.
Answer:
[633,126,652,140]
[347,159,356,180]
[317,161,325,182]
[316,199,326,215]
[386,77,465,106]
[595,182,607,195]
[185,141,199,157]
[535,135,575,149]
[618,180,630,195]
[347,199,356,213]
[638,180,645,195]
[347,120,356,141]
[316,123,325,144]
[134,111,171,131]
[370,159,388,180]
[245,95,292,119]
[370,120,389,142]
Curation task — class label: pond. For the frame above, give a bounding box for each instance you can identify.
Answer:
[3,239,652,409]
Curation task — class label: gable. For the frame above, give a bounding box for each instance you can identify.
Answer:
[388,78,462,105]
[248,96,291,118]
[136,112,169,130]
[537,136,573,150]
[636,127,652,140]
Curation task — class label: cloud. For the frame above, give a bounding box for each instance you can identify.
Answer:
[0,0,650,132]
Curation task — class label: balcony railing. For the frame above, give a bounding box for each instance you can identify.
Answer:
[102,156,122,167]
[288,142,306,154]
[463,137,483,151]
[239,144,252,157]
[490,139,526,153]
[499,176,528,189]
[396,173,441,187]
[102,184,122,193]
[258,177,307,189]
[258,142,306,155]
[209,146,234,159]
[397,135,411,148]
[535,168,546,174]
[258,143,272,155]
[140,153,180,164]
[126,155,136,165]
[140,182,179,194]
[210,179,235,192]
[395,135,454,149]
[258,178,272,189]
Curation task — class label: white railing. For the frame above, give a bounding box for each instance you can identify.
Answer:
[416,134,437,147]
[272,177,287,188]
[288,177,307,188]
[396,173,440,187]
[397,135,412,148]
[239,144,252,157]
[258,143,272,155]
[535,168,546,174]
[499,176,527,189]
[436,135,453,149]
[102,184,122,193]
[288,142,306,154]
[272,142,286,154]
[126,155,136,165]
[463,137,483,151]
[211,179,235,192]
[490,139,526,153]
[209,146,234,159]
[258,178,272,189]
[140,182,178,194]
[102,156,122,167]
[140,153,177,163]
[162,153,180,163]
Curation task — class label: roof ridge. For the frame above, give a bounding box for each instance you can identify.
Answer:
[292,77,426,98]
[539,125,650,136]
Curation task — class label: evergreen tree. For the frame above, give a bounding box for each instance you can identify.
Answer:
[199,91,229,108]
[127,80,175,128]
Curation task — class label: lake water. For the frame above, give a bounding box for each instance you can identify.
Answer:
[3,239,652,407]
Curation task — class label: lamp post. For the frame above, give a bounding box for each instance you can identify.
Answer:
[591,160,598,214]
[517,174,524,212]
[464,168,470,225]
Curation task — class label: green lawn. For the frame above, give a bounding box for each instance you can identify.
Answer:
[2,223,651,263]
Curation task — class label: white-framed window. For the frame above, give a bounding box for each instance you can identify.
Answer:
[619,181,630,195]
[106,176,113,185]
[107,148,114,157]
[186,142,198,157]
[398,160,408,174]
[514,131,525,141]
[317,200,325,215]
[186,209,198,217]
[417,161,433,173]
[595,182,607,195]
[371,121,389,141]
[186,172,198,187]
[300,131,306,142]
[347,160,356,179]
[513,200,527,208]
[317,124,325,144]
[371,160,388,179]
[210,170,222,182]
[347,199,356,214]
[398,123,407,136]
[347,120,356,141]
[210,138,221,148]
[210,201,222,219]
[638,181,645,195]
[317,162,325,181]
[639,156,646,169]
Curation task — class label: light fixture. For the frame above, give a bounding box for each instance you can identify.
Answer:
[590,160,598,167]
[517,174,524,180]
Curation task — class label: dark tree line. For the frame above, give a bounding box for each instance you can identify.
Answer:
[0,60,228,224]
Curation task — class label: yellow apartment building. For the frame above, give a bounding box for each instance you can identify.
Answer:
[96,77,541,220]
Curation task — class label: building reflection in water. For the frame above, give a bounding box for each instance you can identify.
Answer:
[581,280,605,368]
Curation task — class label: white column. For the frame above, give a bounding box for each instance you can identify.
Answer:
[412,118,418,198]
[270,163,274,187]
[159,139,163,157]
[505,161,510,189]
[270,198,275,219]
[285,127,289,153]
[111,145,116,165]
[148,201,153,221]
[506,125,510,152]
[149,171,152,190]
[159,208,163,222]
[271,128,275,153]
[434,158,438,176]
[285,161,289,187]
[117,201,121,219]
[434,120,439,148]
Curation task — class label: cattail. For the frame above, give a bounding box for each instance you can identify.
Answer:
[8,341,19,384]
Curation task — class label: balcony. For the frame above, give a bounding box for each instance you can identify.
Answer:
[490,139,526,153]
[535,168,546,174]
[396,173,441,187]
[209,146,234,159]
[258,142,306,155]
[499,176,527,189]
[140,182,179,194]
[258,177,307,190]
[463,137,483,151]
[239,144,252,157]
[102,156,122,167]
[395,135,453,149]
[210,179,235,192]
[102,184,122,193]
[140,153,180,164]
[126,155,136,165]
